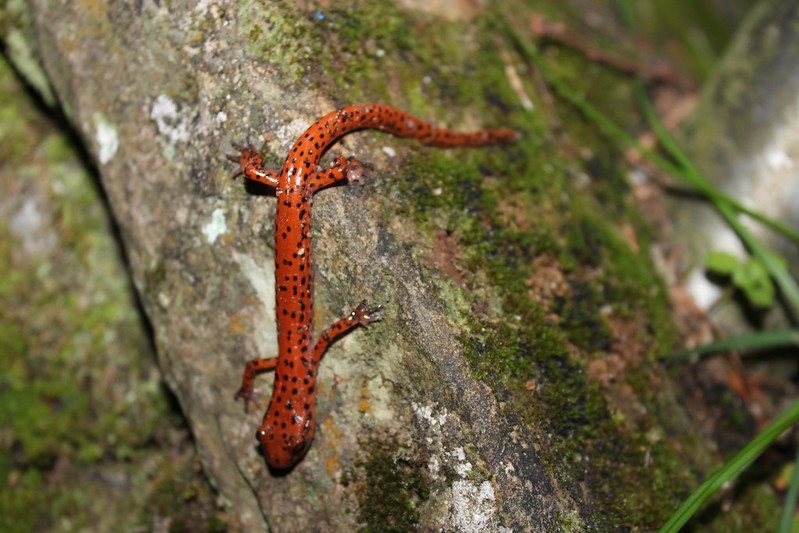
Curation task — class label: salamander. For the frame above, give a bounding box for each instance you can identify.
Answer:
[229,104,517,469]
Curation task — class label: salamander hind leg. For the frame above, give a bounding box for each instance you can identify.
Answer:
[234,356,278,413]
[311,300,382,363]
[309,155,373,194]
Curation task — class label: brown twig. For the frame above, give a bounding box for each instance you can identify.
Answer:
[529,13,694,91]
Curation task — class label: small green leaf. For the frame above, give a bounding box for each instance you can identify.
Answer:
[741,277,774,308]
[706,251,739,276]
[732,259,774,308]
[732,257,765,288]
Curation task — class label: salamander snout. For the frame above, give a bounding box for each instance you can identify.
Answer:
[256,419,315,470]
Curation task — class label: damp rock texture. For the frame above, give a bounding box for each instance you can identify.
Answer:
[2,1,773,531]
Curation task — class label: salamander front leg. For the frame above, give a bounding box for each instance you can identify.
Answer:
[311,300,382,364]
[227,142,280,187]
[309,155,372,194]
[234,356,278,413]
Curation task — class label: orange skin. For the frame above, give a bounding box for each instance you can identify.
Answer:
[231,104,517,469]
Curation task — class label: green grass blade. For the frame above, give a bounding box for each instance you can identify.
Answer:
[503,22,799,318]
[659,397,799,532]
[504,22,799,245]
[501,18,799,532]
[636,85,799,318]
[778,445,799,533]
[634,83,799,245]
[669,328,799,362]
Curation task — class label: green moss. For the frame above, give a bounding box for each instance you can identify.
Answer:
[0,462,49,533]
[296,4,695,527]
[139,455,229,533]
[236,1,529,115]
[230,0,696,526]
[0,55,223,531]
[237,1,322,82]
[236,1,421,97]
[356,436,429,533]
[1,0,767,528]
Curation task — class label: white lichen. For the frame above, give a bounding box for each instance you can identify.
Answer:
[449,480,499,533]
[201,208,227,244]
[150,94,191,144]
[93,112,119,164]
[233,251,277,355]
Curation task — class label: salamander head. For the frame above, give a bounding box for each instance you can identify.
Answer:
[256,413,316,470]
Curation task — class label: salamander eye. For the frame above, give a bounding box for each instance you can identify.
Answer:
[256,429,267,441]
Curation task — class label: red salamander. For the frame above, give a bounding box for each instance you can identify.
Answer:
[230,104,517,469]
